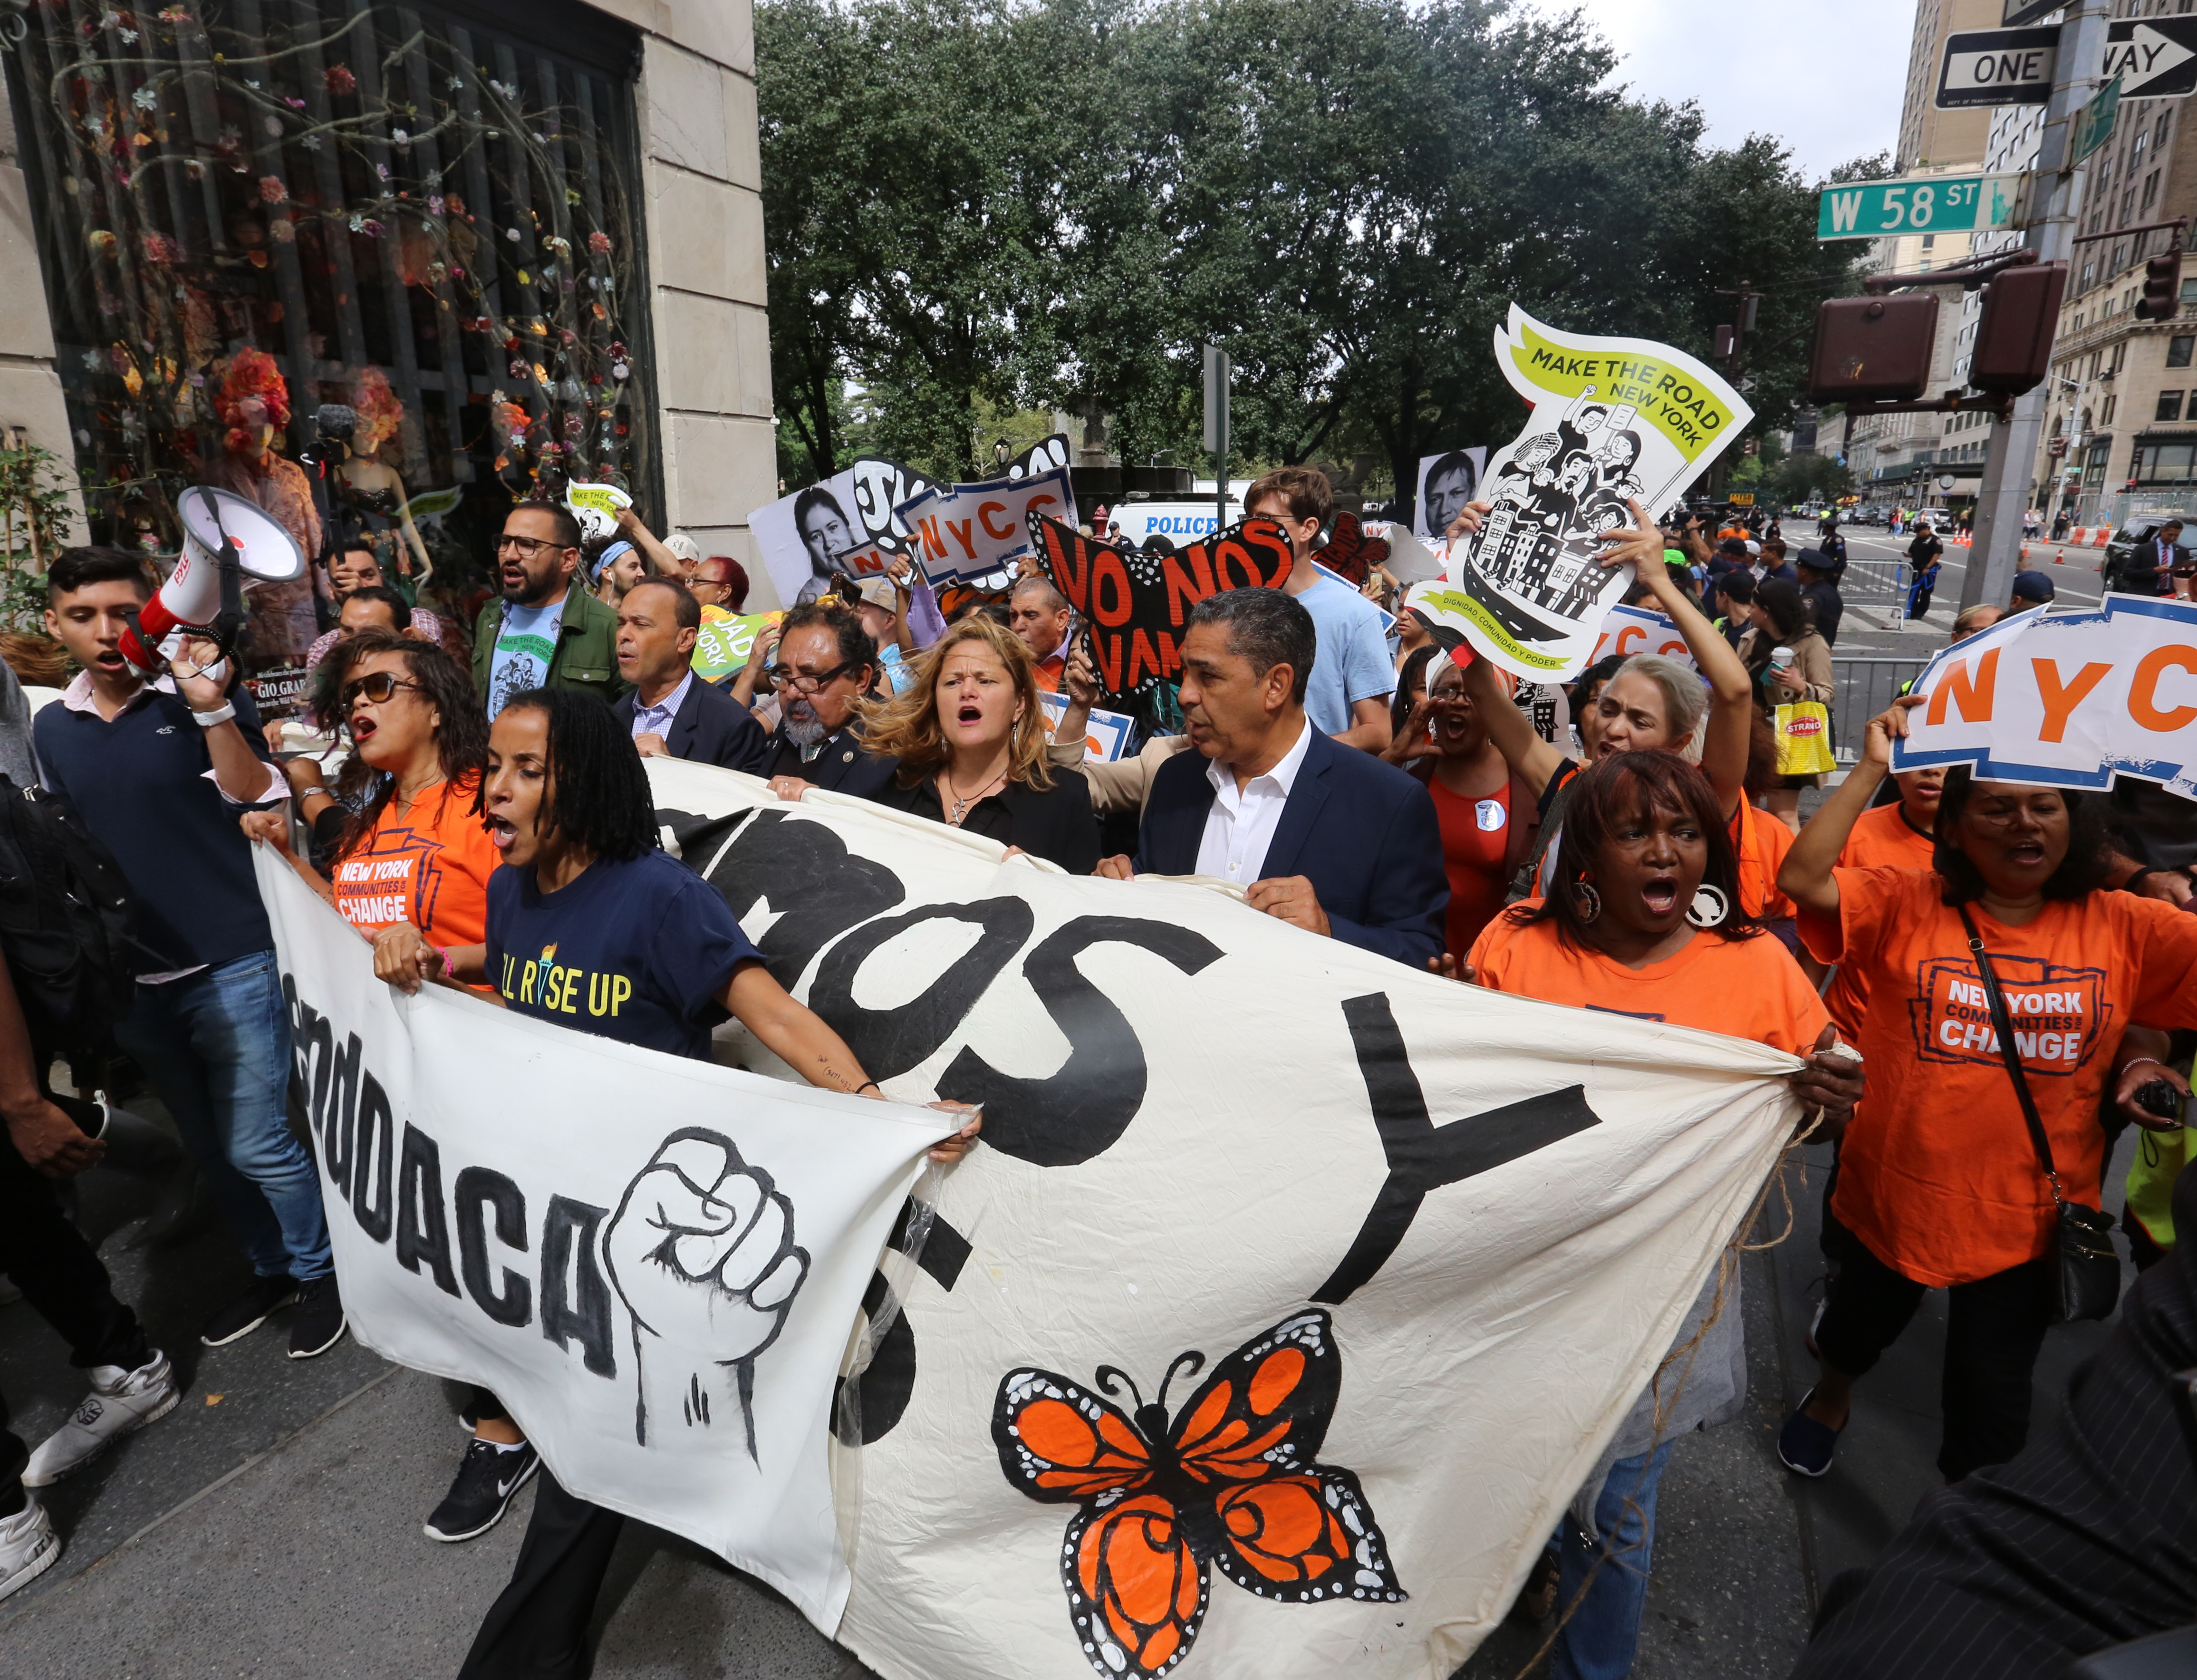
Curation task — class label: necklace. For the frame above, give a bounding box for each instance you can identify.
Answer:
[940,764,1007,825]
[394,770,448,813]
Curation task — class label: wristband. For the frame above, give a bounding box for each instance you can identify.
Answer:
[856,1080,881,1095]
[433,945,453,975]
[190,702,236,728]
[2123,1056,2169,1079]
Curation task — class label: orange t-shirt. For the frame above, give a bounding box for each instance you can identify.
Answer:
[1799,868,2197,1286]
[1820,804,1937,1039]
[1430,776,1512,959]
[1731,800,1794,921]
[1470,907,1830,1054]
[328,776,500,952]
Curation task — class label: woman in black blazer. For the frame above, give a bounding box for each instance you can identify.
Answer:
[857,615,1100,872]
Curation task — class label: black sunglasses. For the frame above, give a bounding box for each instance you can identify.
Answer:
[340,671,421,709]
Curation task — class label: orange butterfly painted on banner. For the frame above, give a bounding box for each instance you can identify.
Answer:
[992,1309,1405,1680]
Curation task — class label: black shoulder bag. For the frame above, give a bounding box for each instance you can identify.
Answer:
[1957,905,2121,1323]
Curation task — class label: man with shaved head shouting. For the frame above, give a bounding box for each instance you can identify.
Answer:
[1008,576,1074,693]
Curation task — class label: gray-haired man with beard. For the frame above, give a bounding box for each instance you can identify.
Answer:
[756,601,899,801]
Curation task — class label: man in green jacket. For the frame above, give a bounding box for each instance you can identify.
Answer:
[473,501,630,716]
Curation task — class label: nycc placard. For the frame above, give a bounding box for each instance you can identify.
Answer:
[1893,594,2197,793]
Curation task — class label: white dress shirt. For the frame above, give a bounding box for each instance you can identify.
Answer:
[630,670,694,742]
[1193,715,1312,885]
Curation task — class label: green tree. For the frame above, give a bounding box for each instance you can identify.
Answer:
[755,0,1873,505]
[1769,452,1853,504]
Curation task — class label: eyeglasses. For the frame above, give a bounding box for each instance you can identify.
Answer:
[495,533,567,558]
[768,659,856,694]
[340,672,421,709]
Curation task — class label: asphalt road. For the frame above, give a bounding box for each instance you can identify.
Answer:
[1,1085,2146,1680]
[1814,527,2105,660]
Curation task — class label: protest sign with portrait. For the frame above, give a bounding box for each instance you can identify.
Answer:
[752,457,935,607]
[1413,447,1487,542]
[1413,306,1751,682]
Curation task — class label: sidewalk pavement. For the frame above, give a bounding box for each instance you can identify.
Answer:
[2,1115,2143,1679]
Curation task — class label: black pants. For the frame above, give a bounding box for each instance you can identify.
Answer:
[1814,1216,2053,1482]
[1793,1165,2197,1679]
[0,1127,151,1508]
[456,1471,624,1680]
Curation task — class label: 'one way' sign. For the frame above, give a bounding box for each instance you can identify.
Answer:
[2104,19,2197,100]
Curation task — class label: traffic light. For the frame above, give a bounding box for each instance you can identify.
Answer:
[1970,260,2068,396]
[2137,253,2181,321]
[1807,294,1940,403]
[1714,324,1736,360]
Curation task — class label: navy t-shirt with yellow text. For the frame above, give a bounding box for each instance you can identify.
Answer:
[484,848,762,1060]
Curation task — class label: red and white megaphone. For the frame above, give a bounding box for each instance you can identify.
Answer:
[118,486,308,671]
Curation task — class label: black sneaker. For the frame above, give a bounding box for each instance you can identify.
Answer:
[288,1275,347,1359]
[200,1274,298,1347]
[424,1438,540,1542]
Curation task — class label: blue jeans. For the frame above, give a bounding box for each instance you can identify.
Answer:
[116,950,331,1282]
[1551,1439,1677,1680]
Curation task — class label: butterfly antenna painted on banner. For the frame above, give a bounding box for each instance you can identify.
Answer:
[993,1310,1406,1680]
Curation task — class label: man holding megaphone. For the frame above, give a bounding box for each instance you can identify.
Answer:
[34,544,344,1360]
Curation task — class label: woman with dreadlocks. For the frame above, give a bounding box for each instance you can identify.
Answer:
[373,687,977,1678]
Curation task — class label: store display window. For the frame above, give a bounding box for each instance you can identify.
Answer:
[5,0,654,712]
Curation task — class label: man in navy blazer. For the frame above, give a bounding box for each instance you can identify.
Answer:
[1098,588,1447,967]
[613,579,769,772]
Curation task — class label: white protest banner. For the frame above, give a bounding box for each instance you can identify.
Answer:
[897,464,1078,585]
[634,760,1809,1680]
[752,457,935,607]
[1892,594,2197,794]
[1585,604,1697,671]
[1413,306,1751,683]
[1413,447,1486,541]
[1038,689,1135,763]
[258,852,939,1627]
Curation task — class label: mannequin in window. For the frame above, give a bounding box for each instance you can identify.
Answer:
[203,346,322,668]
[339,367,434,594]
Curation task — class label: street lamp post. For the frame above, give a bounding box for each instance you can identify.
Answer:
[1962,0,2110,612]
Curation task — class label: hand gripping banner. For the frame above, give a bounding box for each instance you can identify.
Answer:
[267,759,1812,1679]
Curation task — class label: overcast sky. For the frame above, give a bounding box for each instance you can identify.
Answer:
[1572,0,1913,183]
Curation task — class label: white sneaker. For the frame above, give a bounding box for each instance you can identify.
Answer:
[22,1351,180,1487]
[0,1498,60,1603]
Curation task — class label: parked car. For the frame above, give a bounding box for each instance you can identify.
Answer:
[2102,514,2197,593]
